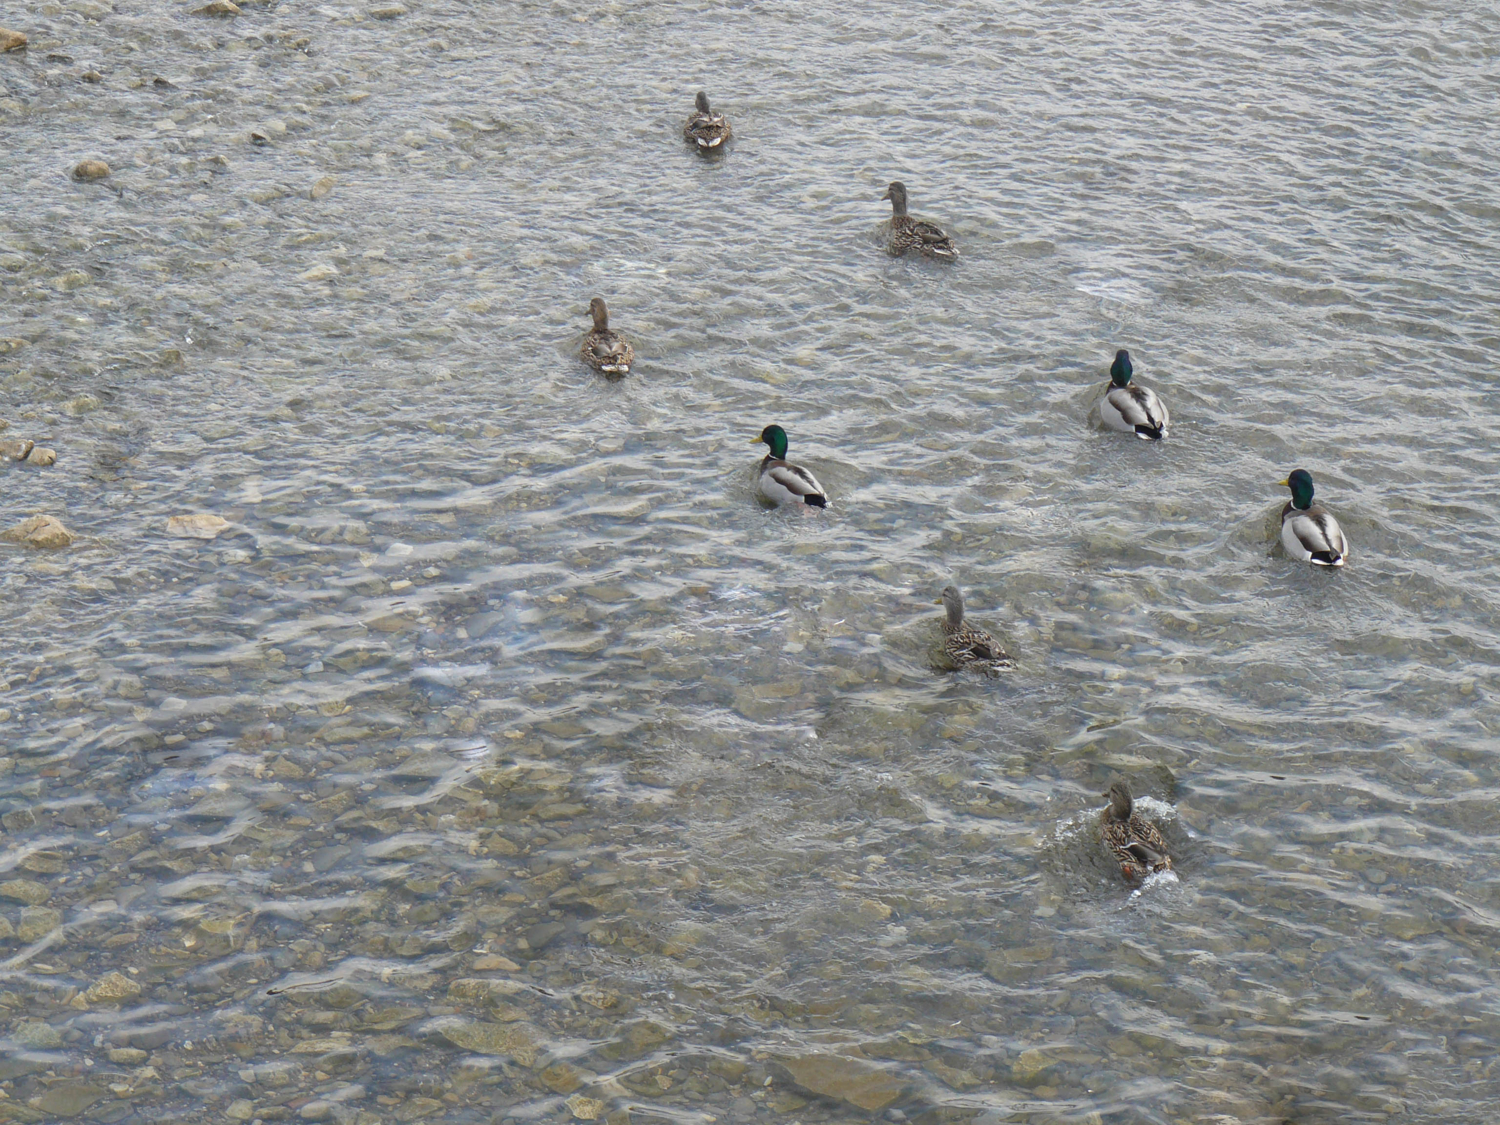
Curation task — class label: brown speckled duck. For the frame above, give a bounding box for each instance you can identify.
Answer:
[1100,780,1173,882]
[937,585,1013,674]
[882,181,958,260]
[581,297,633,377]
[683,91,732,151]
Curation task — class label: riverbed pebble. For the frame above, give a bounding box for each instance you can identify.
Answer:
[73,158,110,181]
[0,28,26,51]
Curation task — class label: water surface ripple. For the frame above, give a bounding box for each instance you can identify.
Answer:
[3,0,1499,1123]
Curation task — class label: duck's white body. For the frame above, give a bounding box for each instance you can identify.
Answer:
[1100,383,1169,440]
[1280,503,1347,566]
[759,458,828,508]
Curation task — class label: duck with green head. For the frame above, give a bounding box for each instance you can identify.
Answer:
[684,90,732,150]
[1278,469,1347,566]
[751,425,827,508]
[881,181,958,260]
[1098,349,1169,440]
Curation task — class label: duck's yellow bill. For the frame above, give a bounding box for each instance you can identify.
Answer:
[749,436,764,445]
[1276,478,1290,486]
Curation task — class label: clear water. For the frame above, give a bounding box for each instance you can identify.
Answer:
[3,0,1499,1123]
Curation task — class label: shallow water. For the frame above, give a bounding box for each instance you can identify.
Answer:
[3,0,1500,1123]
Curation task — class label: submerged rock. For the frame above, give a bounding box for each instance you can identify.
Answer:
[776,1053,905,1112]
[1,438,33,460]
[73,159,110,182]
[86,971,143,1004]
[26,446,55,466]
[35,1083,105,1117]
[0,878,51,904]
[0,29,26,52]
[440,1021,537,1064]
[193,0,241,13]
[2,515,73,548]
[167,513,231,539]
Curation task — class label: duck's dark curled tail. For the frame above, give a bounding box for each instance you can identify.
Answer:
[1310,550,1343,566]
[804,494,828,508]
[1134,424,1164,440]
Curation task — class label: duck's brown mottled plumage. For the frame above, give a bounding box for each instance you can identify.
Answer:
[684,91,732,150]
[882,181,958,260]
[938,586,1013,674]
[1100,780,1173,882]
[581,297,633,377]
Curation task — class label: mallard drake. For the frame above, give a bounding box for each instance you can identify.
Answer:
[751,425,827,508]
[1100,780,1173,882]
[936,585,1014,674]
[1278,469,1347,566]
[581,297,633,377]
[881,181,958,260]
[683,91,731,150]
[1098,350,1169,440]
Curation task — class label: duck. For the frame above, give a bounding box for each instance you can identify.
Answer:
[683,91,731,150]
[581,297,633,377]
[1100,780,1173,882]
[936,585,1014,675]
[881,181,958,260]
[1278,469,1347,566]
[1098,349,1169,440]
[751,425,827,508]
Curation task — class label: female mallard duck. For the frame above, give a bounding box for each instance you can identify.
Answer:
[581,297,633,377]
[1098,349,1169,440]
[1100,780,1173,882]
[936,585,1014,674]
[1278,469,1347,566]
[881,181,958,260]
[683,91,731,150]
[752,425,827,508]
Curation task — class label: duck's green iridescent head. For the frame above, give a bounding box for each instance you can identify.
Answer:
[1280,469,1315,510]
[754,424,788,459]
[1109,349,1133,387]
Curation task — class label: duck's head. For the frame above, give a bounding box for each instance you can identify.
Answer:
[695,90,711,114]
[753,424,789,459]
[882,181,909,216]
[937,584,965,626]
[588,297,609,330]
[1109,349,1134,387]
[1104,779,1133,820]
[1279,469,1315,510]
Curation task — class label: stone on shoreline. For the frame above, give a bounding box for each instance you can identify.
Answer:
[2,515,75,549]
